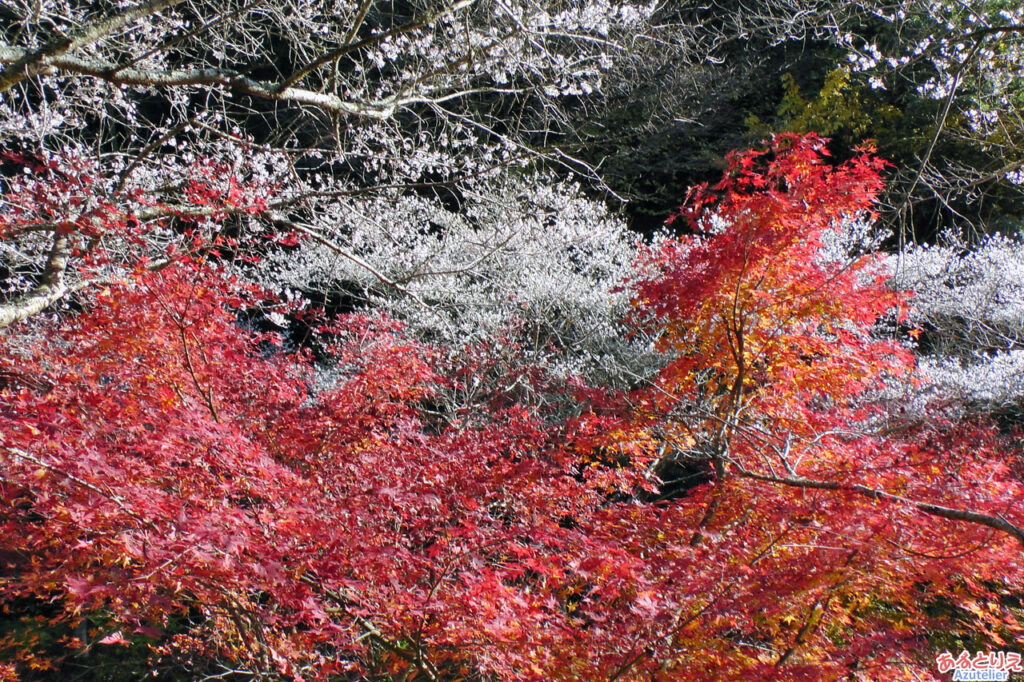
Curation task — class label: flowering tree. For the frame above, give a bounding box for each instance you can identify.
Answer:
[0,0,660,332]
[773,0,1024,240]
[3,0,1024,679]
[260,172,663,403]
[897,233,1024,412]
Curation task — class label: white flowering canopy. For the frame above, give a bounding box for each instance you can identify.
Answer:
[897,233,1024,409]
[262,173,662,389]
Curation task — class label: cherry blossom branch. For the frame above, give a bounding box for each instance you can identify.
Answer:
[0,233,75,329]
[0,0,185,92]
[277,0,477,92]
[0,47,407,119]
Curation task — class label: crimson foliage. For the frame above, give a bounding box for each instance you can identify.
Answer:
[2,136,1023,680]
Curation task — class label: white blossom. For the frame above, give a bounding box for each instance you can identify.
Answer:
[896,233,1024,408]
[259,173,663,388]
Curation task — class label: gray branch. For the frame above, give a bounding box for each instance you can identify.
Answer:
[0,46,466,119]
[0,0,185,92]
[0,233,74,329]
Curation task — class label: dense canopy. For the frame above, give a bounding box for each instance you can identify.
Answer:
[3,1,1024,680]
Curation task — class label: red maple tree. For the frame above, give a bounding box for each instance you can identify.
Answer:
[0,159,685,679]
[2,138,1023,681]
[621,133,1024,678]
